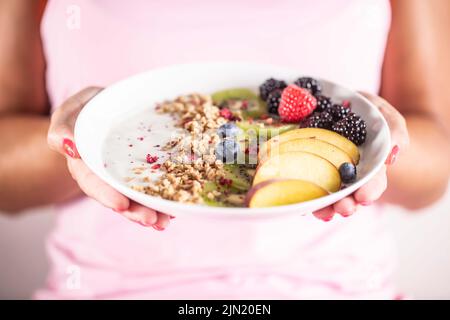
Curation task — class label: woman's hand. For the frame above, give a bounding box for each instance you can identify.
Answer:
[313,92,410,221]
[47,87,171,230]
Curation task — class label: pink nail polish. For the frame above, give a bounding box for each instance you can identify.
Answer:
[386,145,400,165]
[153,225,165,231]
[62,138,80,158]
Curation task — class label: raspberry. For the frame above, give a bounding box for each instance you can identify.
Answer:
[278,84,317,123]
[342,100,351,108]
[219,108,233,120]
[259,78,287,101]
[146,154,159,164]
[219,177,233,187]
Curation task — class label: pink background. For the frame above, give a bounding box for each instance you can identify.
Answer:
[1,188,449,299]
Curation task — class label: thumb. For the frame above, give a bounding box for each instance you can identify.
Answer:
[47,86,103,157]
[359,91,409,164]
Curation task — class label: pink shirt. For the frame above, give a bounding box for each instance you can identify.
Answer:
[36,0,397,299]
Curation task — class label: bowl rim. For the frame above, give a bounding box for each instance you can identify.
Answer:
[74,61,391,219]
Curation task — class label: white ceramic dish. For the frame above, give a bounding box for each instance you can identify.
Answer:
[74,62,391,219]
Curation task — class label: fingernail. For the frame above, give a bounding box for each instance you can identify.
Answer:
[322,216,333,222]
[386,145,400,165]
[62,138,80,158]
[153,225,165,231]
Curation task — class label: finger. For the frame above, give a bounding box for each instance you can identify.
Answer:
[120,201,159,227]
[313,206,335,222]
[68,157,130,211]
[354,165,387,205]
[359,92,409,165]
[153,213,171,230]
[333,196,357,217]
[48,87,103,155]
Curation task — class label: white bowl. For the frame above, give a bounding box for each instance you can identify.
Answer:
[74,62,390,219]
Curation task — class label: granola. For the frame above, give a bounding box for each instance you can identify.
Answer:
[132,94,229,204]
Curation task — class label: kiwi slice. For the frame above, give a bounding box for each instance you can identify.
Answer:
[201,182,228,207]
[211,88,267,119]
[201,165,252,207]
[212,88,257,102]
[236,121,297,139]
[223,164,252,191]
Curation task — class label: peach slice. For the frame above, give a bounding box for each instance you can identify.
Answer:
[253,151,341,192]
[259,128,360,164]
[259,137,353,169]
[245,179,328,208]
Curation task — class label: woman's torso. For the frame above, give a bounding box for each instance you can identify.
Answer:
[37,0,396,299]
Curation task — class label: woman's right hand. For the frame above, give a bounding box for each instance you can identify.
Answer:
[47,87,171,230]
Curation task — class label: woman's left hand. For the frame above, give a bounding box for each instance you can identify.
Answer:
[313,92,409,221]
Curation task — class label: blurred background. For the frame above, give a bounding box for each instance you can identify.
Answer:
[1,185,449,299]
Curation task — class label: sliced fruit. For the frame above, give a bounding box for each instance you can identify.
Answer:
[245,179,328,208]
[223,164,251,191]
[259,137,353,169]
[253,151,341,192]
[201,180,247,207]
[236,120,297,140]
[224,193,246,206]
[201,182,227,207]
[211,88,266,118]
[260,128,360,164]
[212,88,257,102]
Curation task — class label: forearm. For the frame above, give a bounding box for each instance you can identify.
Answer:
[382,113,449,209]
[0,115,81,213]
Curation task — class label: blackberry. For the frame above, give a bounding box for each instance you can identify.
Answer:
[332,113,367,145]
[267,89,282,115]
[329,104,350,121]
[315,94,332,112]
[294,77,322,95]
[300,111,333,129]
[259,78,287,101]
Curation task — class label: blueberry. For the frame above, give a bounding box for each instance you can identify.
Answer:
[215,139,240,163]
[217,123,240,138]
[339,162,357,184]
